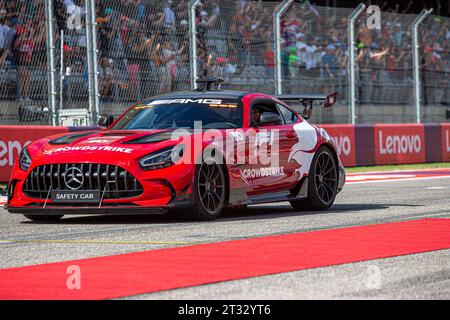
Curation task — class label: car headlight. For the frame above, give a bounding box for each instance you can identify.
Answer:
[139,144,185,170]
[19,146,32,171]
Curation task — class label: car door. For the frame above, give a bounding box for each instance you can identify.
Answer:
[225,127,255,204]
[248,99,299,195]
[276,102,303,180]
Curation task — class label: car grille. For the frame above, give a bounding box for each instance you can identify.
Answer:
[23,164,143,200]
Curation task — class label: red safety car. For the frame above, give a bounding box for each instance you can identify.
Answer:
[6,79,345,221]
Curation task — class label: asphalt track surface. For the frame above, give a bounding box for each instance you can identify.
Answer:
[1,169,450,299]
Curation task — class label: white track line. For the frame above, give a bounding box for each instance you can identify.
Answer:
[347,167,450,176]
[346,175,450,185]
[347,174,416,181]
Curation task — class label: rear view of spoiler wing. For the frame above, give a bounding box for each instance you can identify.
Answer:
[275,92,337,119]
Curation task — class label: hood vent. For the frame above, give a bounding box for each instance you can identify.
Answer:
[49,132,96,145]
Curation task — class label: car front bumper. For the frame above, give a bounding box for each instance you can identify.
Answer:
[5,204,168,215]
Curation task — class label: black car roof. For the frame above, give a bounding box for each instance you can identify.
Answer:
[141,90,250,103]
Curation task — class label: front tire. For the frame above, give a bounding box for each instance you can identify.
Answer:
[178,160,227,220]
[290,146,338,211]
[23,215,64,222]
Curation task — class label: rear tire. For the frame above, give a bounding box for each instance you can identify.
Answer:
[290,146,338,211]
[176,159,227,220]
[23,215,64,222]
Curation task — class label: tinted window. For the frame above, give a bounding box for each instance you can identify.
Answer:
[251,102,282,126]
[277,104,298,124]
[112,98,242,130]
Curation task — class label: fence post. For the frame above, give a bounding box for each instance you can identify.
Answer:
[44,0,57,126]
[412,9,433,124]
[274,0,294,95]
[85,0,100,125]
[88,0,100,122]
[189,0,201,90]
[347,3,365,125]
[85,1,95,124]
[59,30,64,112]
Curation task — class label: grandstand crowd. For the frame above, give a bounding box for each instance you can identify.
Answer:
[0,0,448,107]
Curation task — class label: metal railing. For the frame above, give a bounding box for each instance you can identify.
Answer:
[0,0,448,126]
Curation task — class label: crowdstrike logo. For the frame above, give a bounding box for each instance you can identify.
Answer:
[43,145,134,155]
[379,131,421,155]
[240,167,285,185]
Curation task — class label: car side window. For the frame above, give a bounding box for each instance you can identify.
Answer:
[251,102,283,126]
[277,104,298,124]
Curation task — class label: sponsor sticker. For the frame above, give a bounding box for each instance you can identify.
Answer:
[148,99,223,105]
[43,145,134,155]
[240,166,285,184]
[51,190,100,203]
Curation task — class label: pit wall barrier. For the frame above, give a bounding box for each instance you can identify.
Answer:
[1,124,450,182]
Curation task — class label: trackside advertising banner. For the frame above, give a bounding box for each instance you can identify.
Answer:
[319,125,356,167]
[0,126,68,182]
[0,124,449,182]
[442,123,450,162]
[374,124,425,165]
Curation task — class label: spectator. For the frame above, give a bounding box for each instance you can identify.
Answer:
[322,44,338,80]
[99,55,113,101]
[0,17,12,68]
[155,40,185,93]
[3,0,18,25]
[13,11,40,102]
[210,56,226,79]
[124,28,142,100]
[264,42,275,78]
[197,47,211,80]
[0,17,10,49]
[163,0,175,35]
[54,0,68,31]
[304,38,318,72]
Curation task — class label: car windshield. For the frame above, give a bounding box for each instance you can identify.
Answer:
[111,98,243,130]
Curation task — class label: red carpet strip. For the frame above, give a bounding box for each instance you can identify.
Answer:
[1,218,450,300]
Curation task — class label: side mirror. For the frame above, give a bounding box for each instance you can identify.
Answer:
[258,112,283,126]
[98,115,114,127]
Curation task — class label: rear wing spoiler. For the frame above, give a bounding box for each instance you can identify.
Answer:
[275,92,337,119]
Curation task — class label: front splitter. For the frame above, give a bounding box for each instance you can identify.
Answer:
[5,205,168,215]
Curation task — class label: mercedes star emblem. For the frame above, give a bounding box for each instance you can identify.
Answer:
[64,167,84,190]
